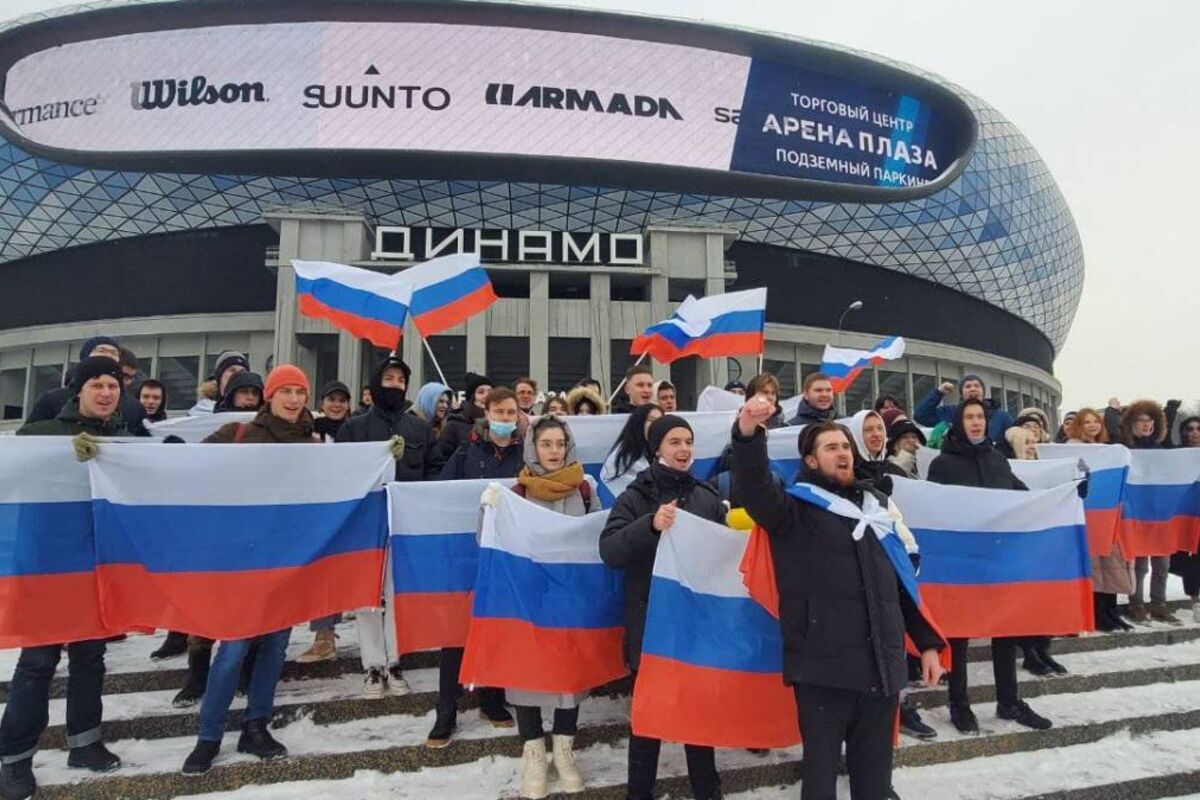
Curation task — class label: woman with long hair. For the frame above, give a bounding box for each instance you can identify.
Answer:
[600,403,663,499]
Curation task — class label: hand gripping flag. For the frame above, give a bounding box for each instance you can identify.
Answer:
[820,336,906,393]
[88,441,392,640]
[388,479,512,654]
[889,478,1093,638]
[293,260,412,348]
[459,485,626,693]
[632,509,800,750]
[1037,443,1131,557]
[0,438,125,648]
[404,253,498,337]
[631,288,766,363]
[1117,448,1200,558]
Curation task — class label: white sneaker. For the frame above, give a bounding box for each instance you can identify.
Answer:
[551,734,585,793]
[1192,601,1200,624]
[386,665,411,696]
[362,667,386,699]
[520,738,549,800]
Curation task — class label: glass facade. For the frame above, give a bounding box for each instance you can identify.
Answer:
[485,337,529,390]
[548,338,590,392]
[158,356,199,411]
[763,359,797,398]
[877,369,909,412]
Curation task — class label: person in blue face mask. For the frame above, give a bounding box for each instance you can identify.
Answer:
[429,387,525,747]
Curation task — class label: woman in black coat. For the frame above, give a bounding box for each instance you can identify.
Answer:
[600,415,726,800]
[927,399,1052,734]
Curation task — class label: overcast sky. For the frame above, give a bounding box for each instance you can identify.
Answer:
[5,0,1198,410]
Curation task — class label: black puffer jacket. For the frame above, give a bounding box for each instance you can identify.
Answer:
[927,428,1028,490]
[439,403,485,461]
[787,398,835,427]
[439,420,524,480]
[729,425,941,696]
[599,463,725,670]
[337,401,444,482]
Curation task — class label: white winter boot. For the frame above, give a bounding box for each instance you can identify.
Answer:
[551,734,585,793]
[519,738,549,799]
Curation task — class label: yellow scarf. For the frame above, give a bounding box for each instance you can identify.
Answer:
[517,462,586,502]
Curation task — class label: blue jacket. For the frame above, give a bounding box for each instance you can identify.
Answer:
[914,388,1013,445]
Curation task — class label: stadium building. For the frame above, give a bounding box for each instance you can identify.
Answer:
[0,0,1082,423]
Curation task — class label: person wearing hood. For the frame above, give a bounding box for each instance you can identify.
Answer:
[336,357,445,696]
[312,381,351,442]
[565,385,606,415]
[189,350,250,416]
[787,372,837,426]
[25,336,147,435]
[137,379,168,425]
[2,357,130,800]
[1117,400,1179,625]
[354,385,373,417]
[915,374,1014,446]
[724,380,746,396]
[886,417,926,480]
[1169,411,1200,623]
[928,399,1052,735]
[177,365,317,776]
[845,409,907,485]
[413,382,454,437]
[439,372,494,459]
[213,371,264,414]
[428,388,523,748]
[600,415,726,800]
[508,416,599,798]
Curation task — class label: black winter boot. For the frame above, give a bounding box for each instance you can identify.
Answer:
[181,740,220,775]
[67,742,120,772]
[150,631,188,660]
[237,718,287,760]
[997,700,1052,730]
[173,647,210,708]
[1035,641,1068,675]
[426,702,457,749]
[0,759,35,800]
[950,702,979,734]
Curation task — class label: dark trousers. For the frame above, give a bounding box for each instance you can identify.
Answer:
[437,647,505,714]
[515,705,579,741]
[948,637,1019,709]
[0,640,107,763]
[793,683,898,800]
[626,671,719,800]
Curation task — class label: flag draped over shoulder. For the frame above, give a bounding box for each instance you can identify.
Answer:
[459,486,626,693]
[0,438,123,648]
[1117,448,1200,558]
[889,479,1093,638]
[1038,443,1130,557]
[632,510,799,749]
[388,479,510,654]
[88,442,392,640]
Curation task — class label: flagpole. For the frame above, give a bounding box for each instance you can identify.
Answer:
[420,336,450,389]
[756,353,764,376]
[607,351,648,408]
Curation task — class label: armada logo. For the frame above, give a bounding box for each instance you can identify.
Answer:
[485,83,682,120]
[131,76,266,110]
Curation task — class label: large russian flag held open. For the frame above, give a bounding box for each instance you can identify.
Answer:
[820,336,906,393]
[0,438,123,648]
[405,253,498,337]
[631,288,766,363]
[389,479,510,655]
[1117,448,1200,557]
[1038,443,1131,557]
[632,510,799,749]
[293,260,412,348]
[889,479,1093,638]
[89,442,392,640]
[459,486,626,693]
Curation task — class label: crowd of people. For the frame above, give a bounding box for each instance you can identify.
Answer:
[1,334,1197,800]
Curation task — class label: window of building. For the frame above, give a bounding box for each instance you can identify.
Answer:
[423,336,466,388]
[763,359,797,397]
[1021,393,1034,412]
[158,356,200,411]
[485,337,529,389]
[488,269,530,299]
[31,364,64,403]
[668,279,705,303]
[800,363,822,394]
[991,386,1004,406]
[0,368,26,420]
[136,358,154,384]
[549,272,590,300]
[1005,389,1020,414]
[610,276,649,302]
[610,339,636,393]
[548,338,590,393]
[844,374,874,414]
[912,374,937,407]
[877,369,909,413]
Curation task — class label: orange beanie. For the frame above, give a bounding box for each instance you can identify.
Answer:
[263,364,310,400]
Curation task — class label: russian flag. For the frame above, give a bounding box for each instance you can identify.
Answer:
[405,253,498,337]
[890,479,1094,638]
[88,442,393,641]
[459,485,626,693]
[293,260,412,348]
[0,438,124,648]
[820,336,906,393]
[631,288,766,363]
[1038,443,1131,558]
[632,509,800,749]
[1118,448,1200,558]
[389,479,509,655]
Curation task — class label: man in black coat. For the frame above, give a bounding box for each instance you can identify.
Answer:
[25,336,147,435]
[786,372,837,426]
[731,396,945,800]
[438,372,493,460]
[600,415,727,800]
[927,398,1052,734]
